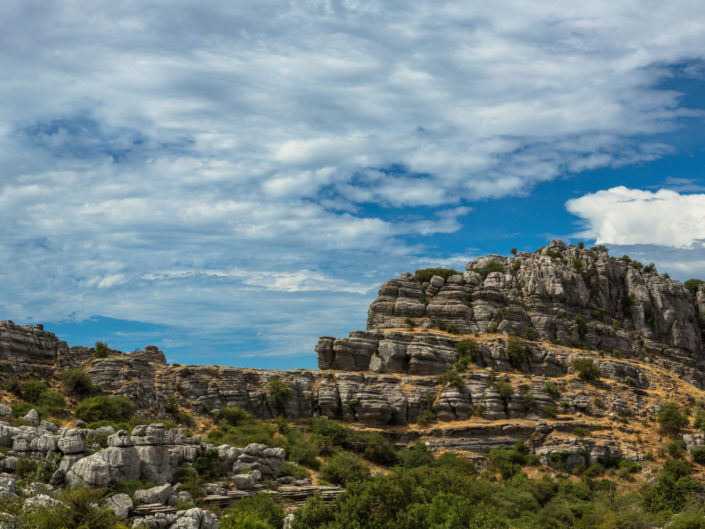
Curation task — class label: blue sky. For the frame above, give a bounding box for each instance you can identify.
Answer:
[2,1,705,369]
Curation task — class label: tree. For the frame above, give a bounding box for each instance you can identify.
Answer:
[658,401,688,437]
[573,358,600,382]
[60,369,94,396]
[267,377,293,415]
[94,341,109,358]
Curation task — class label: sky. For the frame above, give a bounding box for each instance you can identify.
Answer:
[2,1,705,369]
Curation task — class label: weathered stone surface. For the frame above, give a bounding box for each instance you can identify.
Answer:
[0,474,16,497]
[58,429,86,454]
[104,493,134,520]
[0,405,11,418]
[134,483,173,505]
[22,409,40,426]
[233,470,262,490]
[170,507,220,529]
[65,454,111,488]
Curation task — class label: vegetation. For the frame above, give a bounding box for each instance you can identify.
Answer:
[413,268,459,283]
[266,377,293,415]
[684,278,704,297]
[320,451,371,486]
[93,341,109,358]
[506,336,530,369]
[60,369,94,396]
[221,493,284,529]
[658,401,688,437]
[75,395,135,423]
[573,358,600,382]
[476,262,504,279]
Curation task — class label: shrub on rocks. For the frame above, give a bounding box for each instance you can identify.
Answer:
[75,396,135,423]
[573,359,600,382]
[213,405,253,426]
[658,401,688,437]
[266,377,293,416]
[413,268,459,283]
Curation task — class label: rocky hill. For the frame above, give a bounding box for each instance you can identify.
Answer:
[3,240,705,528]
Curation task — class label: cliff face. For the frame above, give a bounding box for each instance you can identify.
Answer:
[319,240,705,382]
[3,240,705,465]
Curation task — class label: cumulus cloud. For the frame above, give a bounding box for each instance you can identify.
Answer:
[4,1,705,361]
[566,186,705,248]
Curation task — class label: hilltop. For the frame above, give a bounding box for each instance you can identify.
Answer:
[3,240,705,528]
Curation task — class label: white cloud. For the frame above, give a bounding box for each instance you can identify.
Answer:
[566,186,705,248]
[3,1,705,360]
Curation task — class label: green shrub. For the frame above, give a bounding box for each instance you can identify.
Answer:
[75,396,135,423]
[445,323,459,334]
[668,440,687,460]
[643,301,656,332]
[542,405,557,418]
[413,268,459,283]
[543,381,560,400]
[693,408,705,431]
[398,442,433,469]
[437,369,463,388]
[658,401,688,437]
[573,358,600,382]
[476,262,504,279]
[267,377,293,415]
[494,379,514,404]
[287,431,321,469]
[213,405,253,426]
[685,279,704,297]
[320,451,370,486]
[17,487,118,529]
[624,292,635,309]
[456,338,480,362]
[60,369,94,396]
[506,336,530,369]
[221,493,284,529]
[573,315,588,342]
[691,446,705,464]
[94,341,109,358]
[193,448,220,479]
[21,380,48,404]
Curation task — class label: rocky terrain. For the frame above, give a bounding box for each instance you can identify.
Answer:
[3,240,705,528]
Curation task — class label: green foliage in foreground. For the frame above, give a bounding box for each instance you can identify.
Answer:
[0,488,124,529]
[221,494,285,529]
[290,452,705,529]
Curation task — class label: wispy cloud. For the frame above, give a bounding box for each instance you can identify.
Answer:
[3,1,705,361]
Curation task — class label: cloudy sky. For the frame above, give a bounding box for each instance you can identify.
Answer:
[2,1,705,368]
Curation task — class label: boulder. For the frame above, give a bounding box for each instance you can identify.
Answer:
[58,430,86,454]
[0,405,10,418]
[233,470,262,490]
[104,493,134,520]
[0,474,16,497]
[134,483,173,505]
[22,409,40,426]
[170,507,220,529]
[65,454,111,488]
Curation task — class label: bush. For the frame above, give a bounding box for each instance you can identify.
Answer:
[213,405,253,426]
[445,323,459,334]
[658,401,688,437]
[694,408,705,431]
[413,268,459,283]
[542,405,557,418]
[60,369,94,396]
[691,445,705,464]
[573,358,600,382]
[685,279,704,297]
[75,396,135,423]
[476,262,504,279]
[573,315,587,342]
[437,369,463,388]
[193,448,219,479]
[543,381,560,400]
[221,493,284,529]
[456,338,480,363]
[267,377,293,415]
[398,442,433,468]
[506,336,530,369]
[320,451,370,486]
[668,440,687,460]
[17,487,118,529]
[94,341,109,358]
[21,380,48,404]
